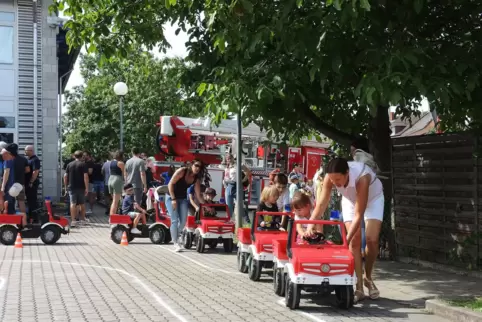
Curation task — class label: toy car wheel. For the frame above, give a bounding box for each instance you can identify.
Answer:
[335,286,354,309]
[182,231,192,249]
[149,226,165,244]
[273,263,285,296]
[223,239,234,253]
[248,254,262,281]
[111,226,127,244]
[163,228,172,244]
[237,248,248,273]
[40,225,61,245]
[195,235,205,253]
[0,225,17,245]
[285,278,300,309]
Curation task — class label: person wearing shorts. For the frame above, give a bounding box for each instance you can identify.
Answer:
[108,150,125,216]
[307,158,383,303]
[64,150,89,227]
[125,147,147,205]
[122,183,147,235]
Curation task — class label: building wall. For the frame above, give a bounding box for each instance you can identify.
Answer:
[0,0,59,200]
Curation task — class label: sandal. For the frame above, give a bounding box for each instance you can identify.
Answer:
[354,290,365,303]
[364,278,380,299]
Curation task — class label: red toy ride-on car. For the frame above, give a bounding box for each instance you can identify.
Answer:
[109,201,171,244]
[245,211,292,281]
[184,204,235,253]
[0,197,70,245]
[283,219,356,310]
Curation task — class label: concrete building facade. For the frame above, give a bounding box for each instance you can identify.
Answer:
[0,0,78,201]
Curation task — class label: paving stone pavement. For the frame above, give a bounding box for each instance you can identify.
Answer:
[0,208,455,322]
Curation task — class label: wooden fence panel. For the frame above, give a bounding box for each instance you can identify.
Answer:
[392,133,480,269]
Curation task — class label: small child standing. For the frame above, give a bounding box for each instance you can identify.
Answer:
[257,186,280,229]
[122,183,147,235]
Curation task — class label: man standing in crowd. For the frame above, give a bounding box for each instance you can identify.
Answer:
[64,150,89,227]
[1,143,29,214]
[101,154,112,216]
[63,153,75,216]
[125,147,147,205]
[24,145,41,222]
[83,151,94,215]
[91,157,104,202]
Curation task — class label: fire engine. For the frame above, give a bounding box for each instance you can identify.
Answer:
[152,116,329,208]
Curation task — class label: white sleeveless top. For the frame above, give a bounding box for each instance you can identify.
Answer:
[334,161,383,204]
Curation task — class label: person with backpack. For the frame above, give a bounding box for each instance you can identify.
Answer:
[306,157,384,304]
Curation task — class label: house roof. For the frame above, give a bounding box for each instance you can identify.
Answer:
[391,112,434,137]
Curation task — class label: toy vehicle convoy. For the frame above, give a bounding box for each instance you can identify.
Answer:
[109,201,171,244]
[246,211,292,281]
[0,198,70,245]
[284,219,356,310]
[184,204,235,253]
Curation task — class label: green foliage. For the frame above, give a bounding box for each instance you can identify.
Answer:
[63,53,204,158]
[53,0,482,145]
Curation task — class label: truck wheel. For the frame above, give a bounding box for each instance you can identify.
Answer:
[149,226,165,244]
[40,225,61,245]
[237,248,248,273]
[183,231,192,249]
[248,254,262,281]
[273,264,285,296]
[196,235,205,253]
[335,286,354,309]
[110,226,126,244]
[0,226,17,245]
[285,278,300,309]
[223,239,234,253]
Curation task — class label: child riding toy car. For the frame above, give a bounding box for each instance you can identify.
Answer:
[283,219,356,310]
[244,211,292,281]
[109,200,171,244]
[0,197,70,245]
[183,203,234,253]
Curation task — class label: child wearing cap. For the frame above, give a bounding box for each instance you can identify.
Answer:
[288,173,300,199]
[122,183,147,235]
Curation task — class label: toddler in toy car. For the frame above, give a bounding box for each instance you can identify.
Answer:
[122,183,147,235]
[256,186,281,230]
[292,190,321,244]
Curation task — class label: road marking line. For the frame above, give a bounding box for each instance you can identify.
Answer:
[3,260,187,322]
[276,298,328,322]
[159,246,243,275]
[0,277,5,290]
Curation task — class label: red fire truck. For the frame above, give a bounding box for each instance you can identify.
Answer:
[152,116,329,207]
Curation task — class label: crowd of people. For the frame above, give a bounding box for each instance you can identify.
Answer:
[0,142,41,229]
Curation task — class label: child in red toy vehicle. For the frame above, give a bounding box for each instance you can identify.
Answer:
[291,190,324,244]
[122,183,147,235]
[201,188,218,218]
[256,186,282,230]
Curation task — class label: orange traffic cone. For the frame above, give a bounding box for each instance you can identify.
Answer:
[14,233,23,249]
[120,231,128,246]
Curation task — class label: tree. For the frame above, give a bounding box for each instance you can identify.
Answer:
[54,0,482,257]
[63,53,205,158]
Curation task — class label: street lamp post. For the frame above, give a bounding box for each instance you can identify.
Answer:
[113,82,128,151]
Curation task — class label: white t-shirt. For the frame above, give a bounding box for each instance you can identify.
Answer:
[277,188,290,211]
[334,161,383,205]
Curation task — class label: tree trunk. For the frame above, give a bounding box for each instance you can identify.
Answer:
[367,105,396,260]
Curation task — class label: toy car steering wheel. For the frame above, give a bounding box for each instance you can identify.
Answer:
[302,232,326,245]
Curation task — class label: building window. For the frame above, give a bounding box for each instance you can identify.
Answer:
[0,132,13,143]
[0,25,13,64]
[0,12,14,22]
[0,116,14,128]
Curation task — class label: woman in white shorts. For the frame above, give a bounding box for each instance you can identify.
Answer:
[306,157,383,303]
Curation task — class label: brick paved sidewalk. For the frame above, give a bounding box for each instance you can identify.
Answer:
[0,207,472,321]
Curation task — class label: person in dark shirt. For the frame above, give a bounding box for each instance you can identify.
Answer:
[121,183,147,235]
[1,143,29,215]
[256,186,281,230]
[91,158,104,202]
[64,150,89,226]
[83,152,95,215]
[63,153,75,216]
[24,145,41,222]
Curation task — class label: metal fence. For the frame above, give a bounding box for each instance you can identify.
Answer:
[392,133,481,269]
